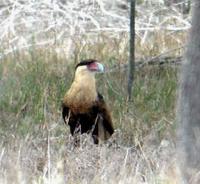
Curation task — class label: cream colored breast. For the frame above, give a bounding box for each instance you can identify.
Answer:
[63,67,97,113]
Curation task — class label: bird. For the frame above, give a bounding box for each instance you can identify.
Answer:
[62,59,114,144]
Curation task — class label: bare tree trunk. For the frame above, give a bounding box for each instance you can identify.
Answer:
[127,0,135,101]
[177,1,200,183]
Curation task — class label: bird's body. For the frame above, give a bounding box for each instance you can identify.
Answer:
[62,59,114,144]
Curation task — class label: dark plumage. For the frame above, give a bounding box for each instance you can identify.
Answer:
[62,59,114,144]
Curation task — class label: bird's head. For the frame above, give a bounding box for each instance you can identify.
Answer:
[75,59,104,74]
[74,59,104,85]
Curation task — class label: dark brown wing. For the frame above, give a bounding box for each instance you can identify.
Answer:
[96,93,114,136]
[62,93,114,143]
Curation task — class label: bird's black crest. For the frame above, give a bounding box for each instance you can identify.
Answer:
[75,59,98,70]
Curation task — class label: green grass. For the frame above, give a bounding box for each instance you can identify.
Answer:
[0,45,180,183]
[0,48,178,144]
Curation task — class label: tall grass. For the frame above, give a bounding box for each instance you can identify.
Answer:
[0,34,180,183]
[0,49,178,139]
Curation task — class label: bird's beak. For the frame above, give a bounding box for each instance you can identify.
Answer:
[96,62,104,73]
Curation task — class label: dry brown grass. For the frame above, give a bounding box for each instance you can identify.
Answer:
[0,25,185,183]
[0,129,178,184]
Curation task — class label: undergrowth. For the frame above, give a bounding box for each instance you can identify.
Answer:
[0,35,180,183]
[0,47,178,144]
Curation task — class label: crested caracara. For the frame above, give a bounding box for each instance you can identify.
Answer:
[62,59,114,144]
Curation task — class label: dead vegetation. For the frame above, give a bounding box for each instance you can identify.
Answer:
[0,0,192,183]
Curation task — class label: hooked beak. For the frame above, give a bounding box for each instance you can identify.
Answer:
[96,62,104,73]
